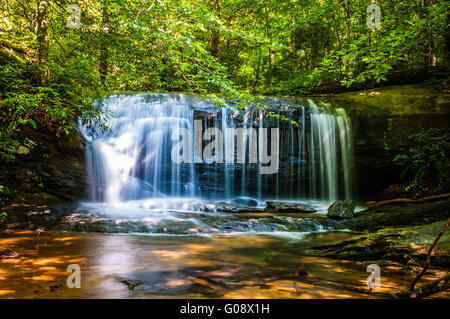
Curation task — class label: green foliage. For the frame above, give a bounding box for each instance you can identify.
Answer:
[1,0,448,96]
[0,0,448,160]
[0,59,106,160]
[0,212,6,224]
[394,129,450,197]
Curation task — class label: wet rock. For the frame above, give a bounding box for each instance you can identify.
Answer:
[266,201,316,213]
[216,202,265,213]
[327,200,356,220]
[309,220,450,268]
[344,198,450,231]
[117,277,146,290]
[297,270,310,279]
[190,202,216,212]
[230,197,259,207]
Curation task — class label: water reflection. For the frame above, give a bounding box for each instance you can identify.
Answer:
[0,230,448,299]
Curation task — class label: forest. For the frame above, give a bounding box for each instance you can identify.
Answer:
[0,0,449,301]
[1,0,449,157]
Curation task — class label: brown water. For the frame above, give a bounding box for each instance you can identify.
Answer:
[0,230,448,299]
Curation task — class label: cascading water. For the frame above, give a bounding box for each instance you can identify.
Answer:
[84,94,196,203]
[75,93,356,236]
[82,93,354,206]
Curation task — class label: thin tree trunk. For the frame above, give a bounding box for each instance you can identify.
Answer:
[265,1,273,86]
[210,0,220,57]
[36,0,49,86]
[99,3,110,86]
[445,6,450,64]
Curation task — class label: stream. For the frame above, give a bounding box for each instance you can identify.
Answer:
[2,92,448,299]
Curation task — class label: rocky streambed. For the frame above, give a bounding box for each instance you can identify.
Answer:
[309,197,450,270]
[2,197,449,266]
[1,197,449,298]
[0,199,346,235]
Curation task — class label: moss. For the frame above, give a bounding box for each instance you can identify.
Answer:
[309,221,450,268]
[325,85,450,118]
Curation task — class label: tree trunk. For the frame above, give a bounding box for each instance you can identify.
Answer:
[36,0,49,86]
[99,4,110,86]
[445,6,450,65]
[209,0,221,58]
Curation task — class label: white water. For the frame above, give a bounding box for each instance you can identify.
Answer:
[82,93,354,209]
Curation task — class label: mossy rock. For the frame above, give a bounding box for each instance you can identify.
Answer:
[308,221,450,268]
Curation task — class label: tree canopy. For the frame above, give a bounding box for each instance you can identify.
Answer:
[0,0,449,159]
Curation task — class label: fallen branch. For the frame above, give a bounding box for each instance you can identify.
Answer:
[1,243,20,258]
[412,274,450,298]
[392,218,450,298]
[410,218,450,292]
[394,274,450,299]
[366,193,450,208]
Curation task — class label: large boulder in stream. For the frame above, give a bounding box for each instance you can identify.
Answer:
[327,200,356,220]
[343,197,450,231]
[230,197,259,207]
[215,202,265,213]
[265,201,316,213]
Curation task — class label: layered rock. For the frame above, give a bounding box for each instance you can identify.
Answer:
[0,127,86,201]
[325,85,450,200]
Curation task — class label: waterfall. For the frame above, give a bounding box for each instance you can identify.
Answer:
[305,101,356,201]
[83,94,196,203]
[82,94,354,205]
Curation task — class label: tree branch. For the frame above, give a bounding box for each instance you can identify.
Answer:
[410,218,450,292]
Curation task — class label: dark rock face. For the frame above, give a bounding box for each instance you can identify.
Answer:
[323,85,450,200]
[192,106,315,200]
[327,200,356,220]
[192,86,450,201]
[0,127,86,201]
[3,86,448,203]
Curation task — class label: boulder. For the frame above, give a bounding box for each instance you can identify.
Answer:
[230,197,259,207]
[215,202,265,213]
[265,201,316,213]
[344,198,450,231]
[327,200,356,220]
